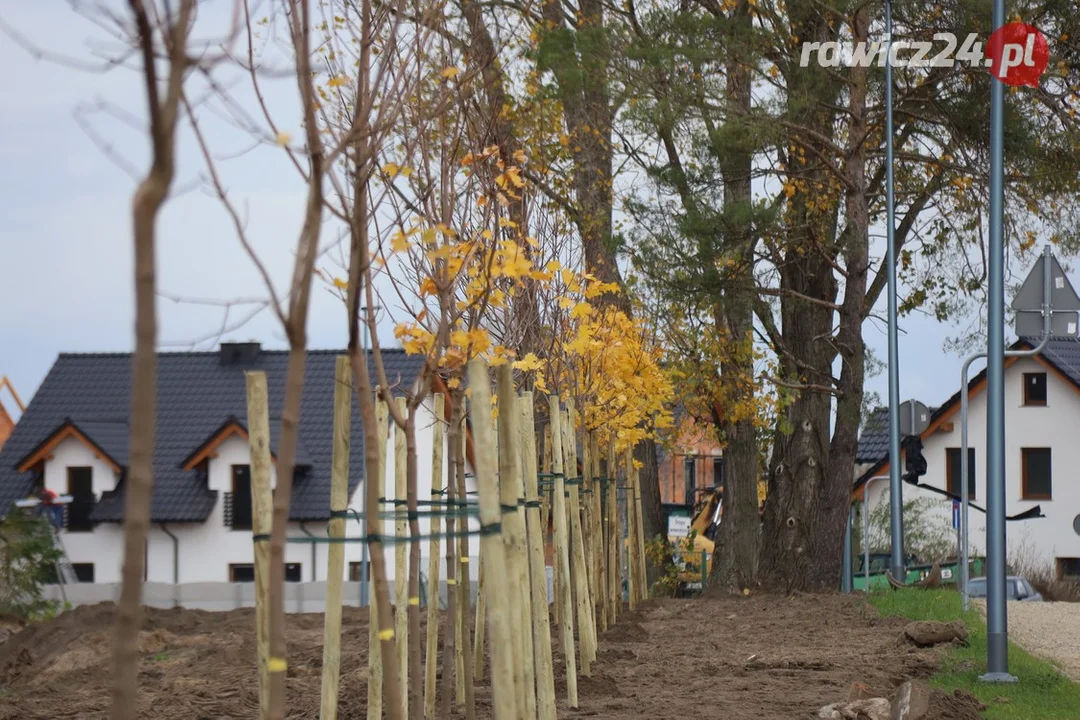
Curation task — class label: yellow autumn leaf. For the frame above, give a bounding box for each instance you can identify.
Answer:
[513,149,527,164]
[275,131,293,146]
[570,301,593,319]
[441,66,460,79]
[391,233,410,253]
[332,277,348,290]
[448,377,461,389]
[328,75,349,87]
[383,162,400,178]
[513,353,545,372]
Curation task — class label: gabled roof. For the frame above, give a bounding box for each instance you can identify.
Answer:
[853,337,1080,491]
[179,415,313,470]
[0,347,425,522]
[15,417,128,473]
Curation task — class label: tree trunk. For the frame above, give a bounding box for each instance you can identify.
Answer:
[633,441,662,545]
[438,403,459,719]
[820,4,870,586]
[711,0,759,590]
[112,3,191,716]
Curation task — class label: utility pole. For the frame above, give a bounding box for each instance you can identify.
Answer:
[883,0,905,582]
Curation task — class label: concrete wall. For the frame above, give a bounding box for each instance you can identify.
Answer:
[865,356,1080,571]
[43,569,555,613]
[47,399,481,585]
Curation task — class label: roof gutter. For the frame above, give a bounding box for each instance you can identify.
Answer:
[159,523,180,605]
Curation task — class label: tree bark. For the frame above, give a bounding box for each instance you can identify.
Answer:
[758,6,844,593]
[112,3,191,717]
[710,0,759,590]
[819,4,870,586]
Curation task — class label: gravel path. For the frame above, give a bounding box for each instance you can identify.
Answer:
[975,599,1080,680]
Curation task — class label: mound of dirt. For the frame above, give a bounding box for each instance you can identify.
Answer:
[927,688,986,719]
[0,593,981,719]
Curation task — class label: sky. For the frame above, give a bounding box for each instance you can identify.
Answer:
[0,4,1049,427]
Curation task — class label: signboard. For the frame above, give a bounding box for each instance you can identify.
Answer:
[1011,253,1080,312]
[667,513,691,538]
[899,400,931,436]
[952,500,960,530]
[1014,309,1078,339]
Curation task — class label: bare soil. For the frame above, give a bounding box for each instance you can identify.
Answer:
[0,594,980,719]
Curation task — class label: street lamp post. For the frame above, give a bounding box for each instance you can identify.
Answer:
[883,0,905,582]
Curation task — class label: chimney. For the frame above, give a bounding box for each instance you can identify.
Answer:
[219,342,261,365]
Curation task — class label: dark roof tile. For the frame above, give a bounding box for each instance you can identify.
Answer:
[0,348,424,522]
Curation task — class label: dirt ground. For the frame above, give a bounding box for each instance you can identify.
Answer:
[974,598,1080,681]
[0,593,980,719]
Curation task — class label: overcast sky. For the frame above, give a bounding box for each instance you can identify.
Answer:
[0,4,1045,427]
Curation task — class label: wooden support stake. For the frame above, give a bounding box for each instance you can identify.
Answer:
[319,357,351,720]
[541,425,555,632]
[368,396,389,720]
[633,452,647,602]
[590,433,607,634]
[624,447,639,611]
[496,367,531,718]
[466,358,519,719]
[564,403,596,672]
[455,404,476,718]
[472,556,485,679]
[424,394,444,720]
[548,396,578,707]
[606,439,620,622]
[520,392,557,720]
[393,397,409,718]
[244,371,273,719]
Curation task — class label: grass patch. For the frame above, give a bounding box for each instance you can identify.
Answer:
[869,589,1080,719]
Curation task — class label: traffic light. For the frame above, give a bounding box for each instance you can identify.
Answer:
[901,434,927,484]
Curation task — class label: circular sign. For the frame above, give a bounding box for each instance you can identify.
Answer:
[1073,513,1080,537]
[986,22,1049,87]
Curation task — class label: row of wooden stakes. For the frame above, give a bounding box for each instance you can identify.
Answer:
[243,357,650,719]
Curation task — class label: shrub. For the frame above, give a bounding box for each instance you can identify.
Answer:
[1008,540,1080,603]
[0,508,63,619]
[867,492,957,563]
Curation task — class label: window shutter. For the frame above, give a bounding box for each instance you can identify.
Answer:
[224,491,234,528]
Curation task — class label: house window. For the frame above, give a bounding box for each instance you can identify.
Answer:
[349,561,369,582]
[1023,373,1047,406]
[66,467,95,532]
[945,448,977,499]
[230,563,302,582]
[72,563,95,582]
[683,457,696,505]
[1021,448,1052,500]
[40,563,95,584]
[1058,558,1080,581]
[712,457,725,487]
[231,465,253,530]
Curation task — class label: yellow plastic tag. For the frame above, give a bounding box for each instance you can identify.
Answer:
[447,578,457,586]
[409,597,420,606]
[267,657,287,673]
[378,628,395,641]
[460,557,469,563]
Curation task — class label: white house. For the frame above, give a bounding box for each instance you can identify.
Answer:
[0,343,478,586]
[854,337,1080,581]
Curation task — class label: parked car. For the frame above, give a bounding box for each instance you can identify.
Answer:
[966,576,1043,601]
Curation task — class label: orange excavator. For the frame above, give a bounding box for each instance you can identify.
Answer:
[670,480,767,591]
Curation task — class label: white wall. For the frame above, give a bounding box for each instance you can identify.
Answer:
[45,436,125,583]
[864,356,1080,569]
[51,398,480,586]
